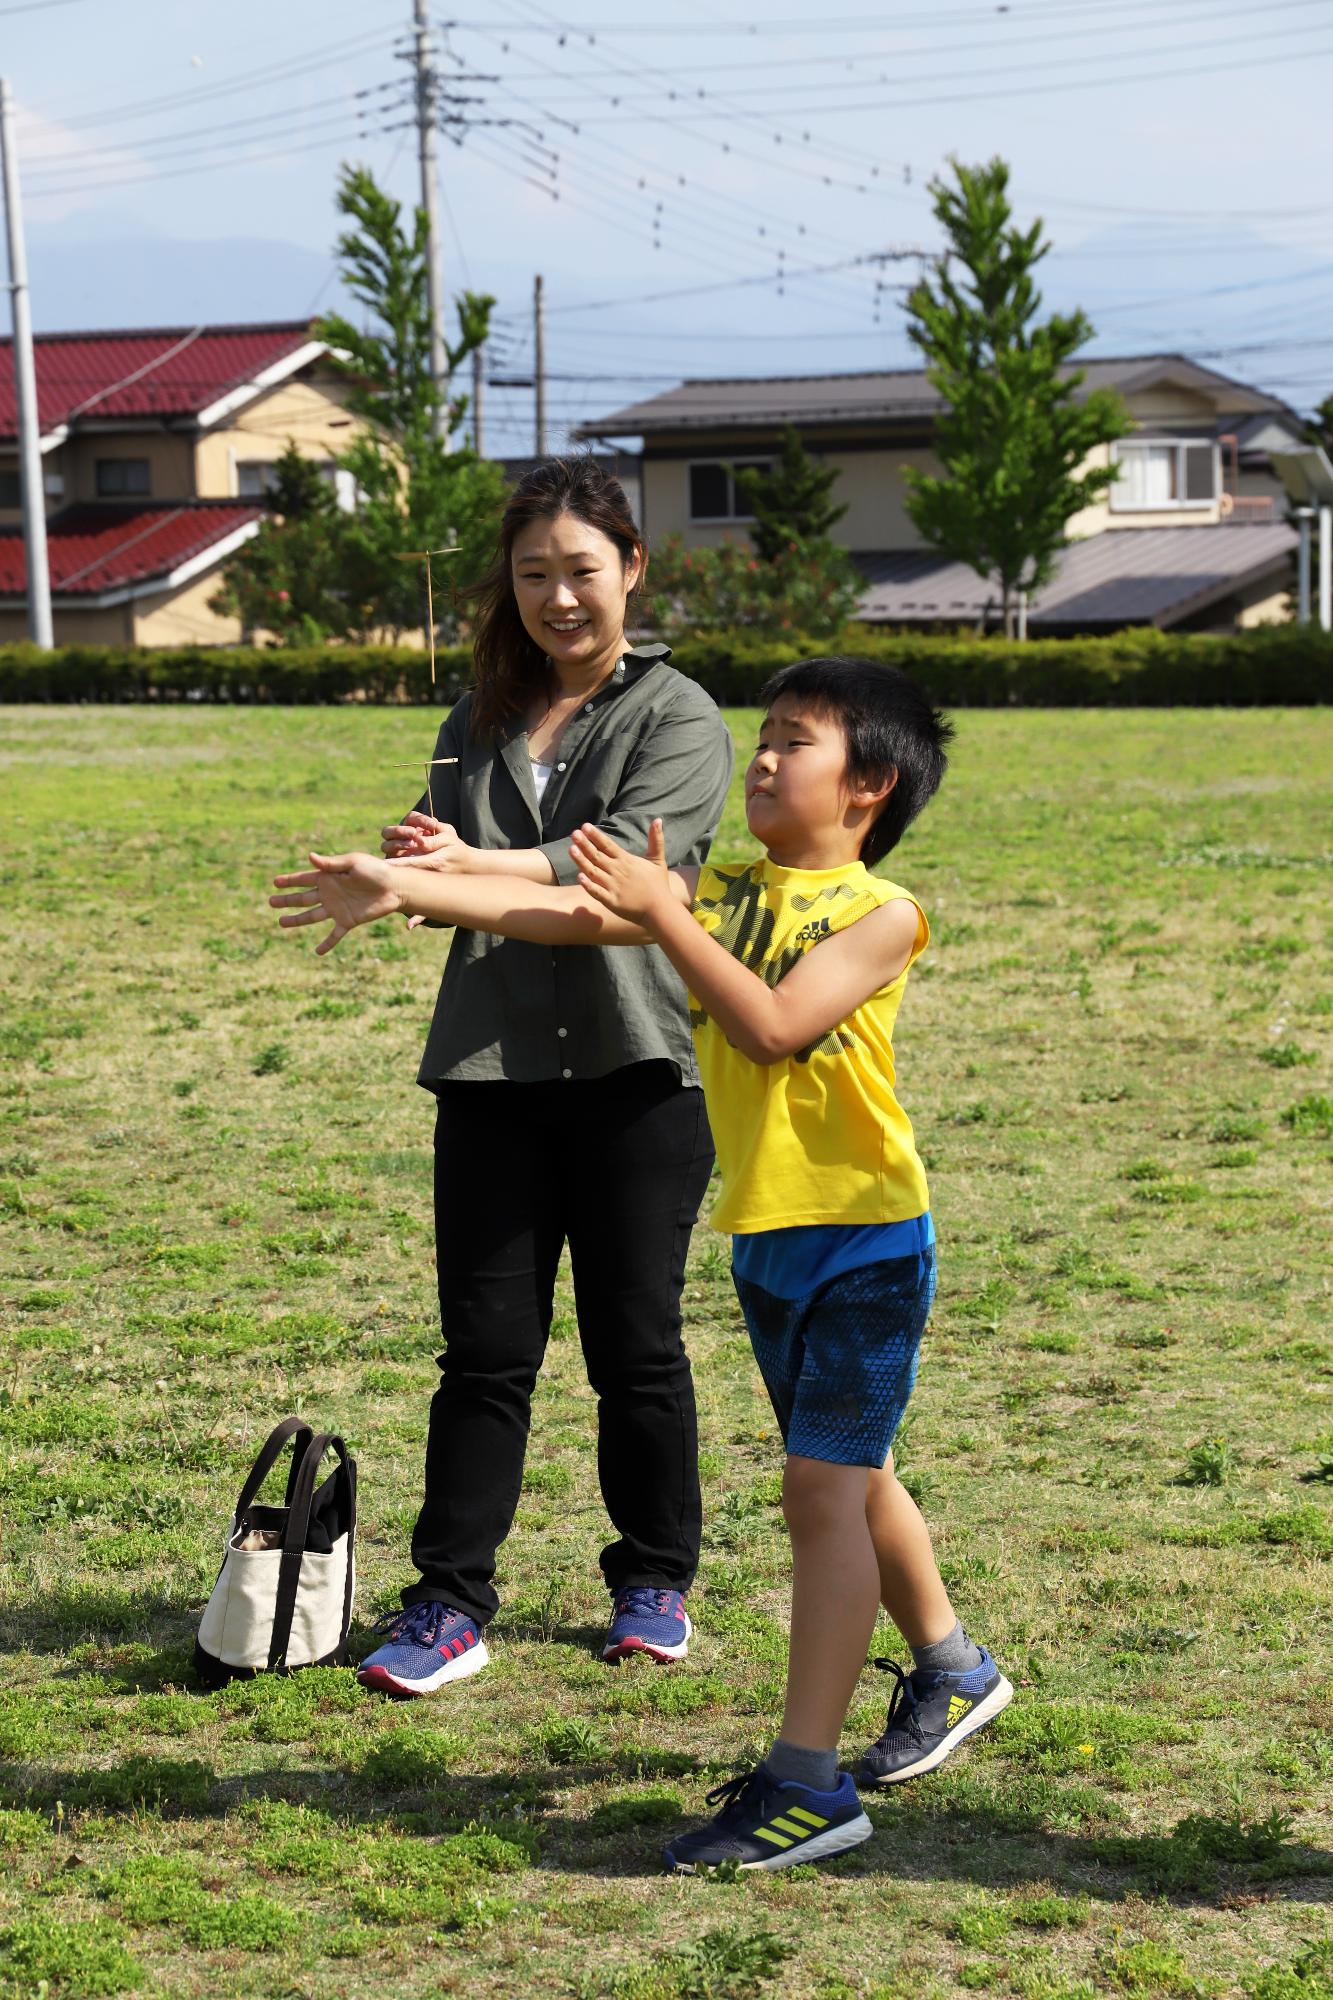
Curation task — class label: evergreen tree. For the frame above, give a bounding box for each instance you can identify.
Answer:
[733,427,847,560]
[210,442,350,645]
[215,165,505,646]
[904,157,1128,637]
[315,165,504,640]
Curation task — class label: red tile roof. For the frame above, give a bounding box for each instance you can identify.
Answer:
[0,502,263,598]
[0,321,320,439]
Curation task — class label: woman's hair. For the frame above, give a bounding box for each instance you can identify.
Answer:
[463,456,644,740]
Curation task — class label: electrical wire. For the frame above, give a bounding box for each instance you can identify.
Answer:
[47,26,399,132]
[25,115,408,201]
[25,82,409,178]
[563,32,1333,121]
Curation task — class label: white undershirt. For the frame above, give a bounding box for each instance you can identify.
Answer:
[530,757,554,803]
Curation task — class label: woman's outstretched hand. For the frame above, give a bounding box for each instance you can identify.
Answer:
[570,819,672,927]
[270,852,405,956]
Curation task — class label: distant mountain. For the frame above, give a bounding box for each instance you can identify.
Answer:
[25,226,341,331]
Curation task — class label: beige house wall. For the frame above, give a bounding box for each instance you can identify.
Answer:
[61,432,197,505]
[130,568,244,645]
[644,436,944,551]
[194,370,359,497]
[0,600,136,644]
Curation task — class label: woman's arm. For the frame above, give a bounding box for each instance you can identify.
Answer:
[570,822,921,1066]
[271,849,695,957]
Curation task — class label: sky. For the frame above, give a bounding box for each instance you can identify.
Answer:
[5,0,1332,456]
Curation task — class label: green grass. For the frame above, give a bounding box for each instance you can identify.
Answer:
[1,703,1330,1999]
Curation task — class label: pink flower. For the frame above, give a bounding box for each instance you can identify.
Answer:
[276,590,290,602]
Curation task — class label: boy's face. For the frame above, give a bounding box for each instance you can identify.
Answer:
[745,697,858,853]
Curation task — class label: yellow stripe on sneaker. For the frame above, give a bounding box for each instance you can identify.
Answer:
[784,1807,830,1828]
[769,1816,807,1837]
[753,1827,794,1848]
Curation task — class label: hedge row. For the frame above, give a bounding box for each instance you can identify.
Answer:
[1,624,1330,707]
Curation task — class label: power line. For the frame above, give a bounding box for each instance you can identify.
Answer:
[47,26,398,133]
[556,32,1333,121]
[25,115,406,200]
[25,82,407,177]
[511,0,1333,109]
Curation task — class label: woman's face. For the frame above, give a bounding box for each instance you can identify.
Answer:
[511,511,642,674]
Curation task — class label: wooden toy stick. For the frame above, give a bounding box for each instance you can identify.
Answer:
[394,546,462,685]
[395,758,459,821]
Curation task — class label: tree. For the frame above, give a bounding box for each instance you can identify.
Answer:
[904,157,1128,637]
[314,165,505,640]
[214,164,506,645]
[210,442,351,645]
[733,427,847,560]
[648,533,861,642]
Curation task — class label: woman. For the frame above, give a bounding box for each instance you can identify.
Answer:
[356,459,734,1696]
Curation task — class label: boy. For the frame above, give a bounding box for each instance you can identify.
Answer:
[272,657,1012,1872]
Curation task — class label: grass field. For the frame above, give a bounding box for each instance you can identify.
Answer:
[1,703,1331,2000]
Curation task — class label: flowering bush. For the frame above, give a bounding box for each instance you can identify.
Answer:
[647,533,862,642]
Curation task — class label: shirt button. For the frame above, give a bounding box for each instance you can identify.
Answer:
[556,760,567,771]
[557,1026,568,1038]
[561,1067,572,1079]
[584,702,594,713]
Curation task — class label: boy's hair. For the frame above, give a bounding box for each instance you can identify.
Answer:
[760,657,954,866]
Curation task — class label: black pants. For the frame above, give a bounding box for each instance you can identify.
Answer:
[404,1061,713,1627]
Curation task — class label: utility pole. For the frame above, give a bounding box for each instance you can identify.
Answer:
[412,0,448,440]
[0,79,52,649]
[472,340,484,456]
[533,272,546,457]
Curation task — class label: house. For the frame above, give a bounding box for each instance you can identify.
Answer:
[576,356,1304,633]
[0,322,357,645]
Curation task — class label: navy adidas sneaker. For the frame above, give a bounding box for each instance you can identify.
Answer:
[854,1648,1012,1785]
[356,1601,489,1696]
[663,1765,872,1873]
[602,1586,692,1663]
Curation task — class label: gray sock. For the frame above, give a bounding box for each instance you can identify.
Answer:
[911,1620,984,1676]
[765,1737,840,1793]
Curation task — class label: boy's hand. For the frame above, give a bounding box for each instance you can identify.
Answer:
[270,852,405,956]
[570,819,673,927]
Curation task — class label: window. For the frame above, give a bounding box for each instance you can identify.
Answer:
[96,457,150,497]
[237,460,281,499]
[0,469,19,507]
[1110,439,1217,512]
[688,458,773,522]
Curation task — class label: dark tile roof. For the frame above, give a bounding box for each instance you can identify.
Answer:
[0,322,321,440]
[0,501,263,598]
[577,356,1295,439]
[854,522,1296,630]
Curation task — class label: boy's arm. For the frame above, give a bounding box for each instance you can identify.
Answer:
[271,848,696,957]
[570,822,921,1065]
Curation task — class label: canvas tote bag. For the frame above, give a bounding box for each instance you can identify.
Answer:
[194,1418,357,1686]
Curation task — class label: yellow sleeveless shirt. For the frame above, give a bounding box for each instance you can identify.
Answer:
[690,856,930,1234]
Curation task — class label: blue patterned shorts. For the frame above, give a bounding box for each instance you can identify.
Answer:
[733,1247,936,1467]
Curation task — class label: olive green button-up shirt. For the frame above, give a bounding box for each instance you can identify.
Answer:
[413,645,734,1088]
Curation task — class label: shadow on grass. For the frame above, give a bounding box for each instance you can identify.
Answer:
[3,1756,1330,1901]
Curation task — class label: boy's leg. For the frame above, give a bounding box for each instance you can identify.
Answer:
[779,1455,882,1753]
[864,1452,958,1650]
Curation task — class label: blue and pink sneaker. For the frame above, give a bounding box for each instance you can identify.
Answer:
[356,1601,489,1696]
[602,1586,692,1663]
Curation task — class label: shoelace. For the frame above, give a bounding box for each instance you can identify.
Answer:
[614,1586,676,1619]
[702,1768,768,1821]
[872,1656,942,1746]
[372,1602,463,1648]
